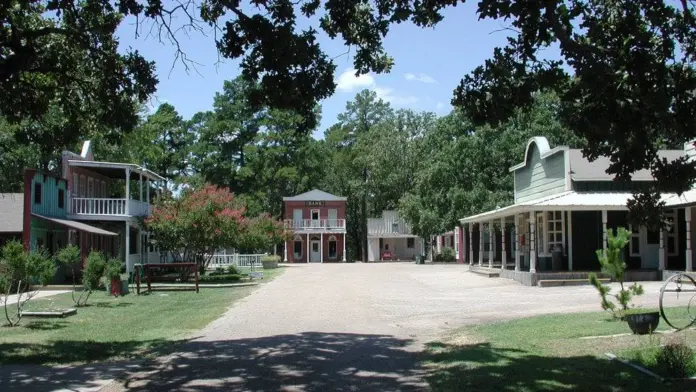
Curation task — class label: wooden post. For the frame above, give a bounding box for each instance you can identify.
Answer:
[194,264,199,293]
[514,214,521,271]
[135,264,141,295]
[568,211,574,271]
[468,223,473,265]
[687,207,693,272]
[488,221,494,268]
[478,223,484,266]
[529,211,537,273]
[501,217,506,270]
[125,168,130,215]
[602,210,608,254]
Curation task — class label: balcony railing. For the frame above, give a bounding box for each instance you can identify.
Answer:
[70,197,151,216]
[368,221,414,235]
[283,219,346,230]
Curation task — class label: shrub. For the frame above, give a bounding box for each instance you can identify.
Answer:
[261,255,280,269]
[440,247,456,262]
[656,338,696,378]
[0,240,56,326]
[588,227,643,319]
[104,259,123,281]
[226,265,239,274]
[55,245,82,306]
[199,274,243,282]
[79,251,106,306]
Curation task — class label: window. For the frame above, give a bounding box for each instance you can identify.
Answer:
[546,211,564,253]
[293,235,303,259]
[665,210,678,257]
[72,173,79,196]
[79,175,86,197]
[407,238,415,249]
[58,189,65,209]
[629,225,641,256]
[328,235,337,259]
[391,222,399,233]
[34,183,42,204]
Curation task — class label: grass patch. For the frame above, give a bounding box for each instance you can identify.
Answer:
[424,308,696,392]
[0,267,286,365]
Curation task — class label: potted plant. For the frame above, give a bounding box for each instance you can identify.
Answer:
[105,259,124,297]
[589,227,658,334]
[261,255,280,269]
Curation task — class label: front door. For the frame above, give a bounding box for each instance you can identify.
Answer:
[642,227,660,269]
[310,240,321,262]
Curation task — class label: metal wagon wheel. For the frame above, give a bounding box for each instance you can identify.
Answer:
[659,272,696,331]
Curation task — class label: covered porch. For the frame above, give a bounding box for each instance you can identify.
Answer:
[460,191,690,286]
[368,234,424,261]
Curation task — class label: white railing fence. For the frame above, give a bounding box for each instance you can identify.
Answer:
[283,219,346,230]
[71,198,127,215]
[367,221,414,235]
[207,253,265,269]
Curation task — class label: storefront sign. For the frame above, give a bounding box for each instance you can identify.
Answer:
[305,201,325,207]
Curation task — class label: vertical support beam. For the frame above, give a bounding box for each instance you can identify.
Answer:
[478,223,484,266]
[125,168,131,215]
[139,172,143,202]
[659,229,666,271]
[468,223,473,265]
[514,214,521,272]
[529,211,537,273]
[501,217,507,270]
[568,210,574,271]
[687,207,693,272]
[342,233,347,262]
[602,210,608,254]
[307,233,310,263]
[461,224,467,264]
[284,238,289,262]
[320,232,324,264]
[454,226,460,262]
[125,222,130,273]
[146,179,150,204]
[488,221,494,268]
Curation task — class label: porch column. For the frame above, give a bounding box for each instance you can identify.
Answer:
[514,214,521,271]
[567,210,574,271]
[307,233,310,263]
[320,232,324,263]
[529,211,537,273]
[687,207,693,272]
[659,229,666,271]
[501,217,506,270]
[454,226,460,262]
[478,223,484,266]
[125,222,130,273]
[284,238,288,262]
[125,168,131,215]
[342,233,346,262]
[488,220,494,268]
[602,210,608,254]
[146,179,150,204]
[139,172,143,202]
[462,224,467,264]
[468,223,474,265]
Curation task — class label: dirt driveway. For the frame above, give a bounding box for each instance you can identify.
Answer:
[3,263,667,391]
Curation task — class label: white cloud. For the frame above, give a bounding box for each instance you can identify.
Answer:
[374,87,419,106]
[405,73,437,84]
[335,68,375,92]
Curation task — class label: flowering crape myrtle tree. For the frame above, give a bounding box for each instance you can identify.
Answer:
[145,184,286,269]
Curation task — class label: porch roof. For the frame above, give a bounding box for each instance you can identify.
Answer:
[67,160,165,182]
[664,189,696,207]
[459,191,677,223]
[32,213,118,236]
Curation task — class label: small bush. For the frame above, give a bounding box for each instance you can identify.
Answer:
[226,265,239,275]
[199,274,243,282]
[262,255,280,263]
[656,338,696,378]
[439,247,456,262]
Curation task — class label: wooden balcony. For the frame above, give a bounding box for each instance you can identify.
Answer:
[70,198,151,218]
[283,219,346,231]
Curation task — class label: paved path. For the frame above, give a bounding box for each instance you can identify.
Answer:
[1,264,667,391]
[0,289,71,306]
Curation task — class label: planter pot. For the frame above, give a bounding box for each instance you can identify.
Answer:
[110,278,121,297]
[625,311,660,335]
[262,260,279,269]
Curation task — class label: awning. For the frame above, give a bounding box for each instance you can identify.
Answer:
[459,191,678,224]
[32,214,118,236]
[664,189,696,207]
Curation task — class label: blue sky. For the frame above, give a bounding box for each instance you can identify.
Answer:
[116,3,512,139]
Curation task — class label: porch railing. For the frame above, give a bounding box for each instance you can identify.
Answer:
[70,197,151,216]
[368,221,414,235]
[283,219,346,230]
[207,253,264,269]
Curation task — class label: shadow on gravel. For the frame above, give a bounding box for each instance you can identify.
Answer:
[1,332,426,392]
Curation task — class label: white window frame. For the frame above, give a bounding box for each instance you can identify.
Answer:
[545,211,565,255]
[665,210,679,257]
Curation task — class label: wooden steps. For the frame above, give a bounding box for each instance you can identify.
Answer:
[468,266,501,278]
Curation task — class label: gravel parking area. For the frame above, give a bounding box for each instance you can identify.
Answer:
[4,263,667,391]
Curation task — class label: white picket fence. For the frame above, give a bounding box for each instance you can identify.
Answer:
[207,253,265,269]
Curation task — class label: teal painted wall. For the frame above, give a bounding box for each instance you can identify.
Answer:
[514,145,566,203]
[29,172,67,218]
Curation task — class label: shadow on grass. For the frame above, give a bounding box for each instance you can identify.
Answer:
[1,332,426,392]
[423,341,696,392]
[92,301,134,309]
[24,320,69,331]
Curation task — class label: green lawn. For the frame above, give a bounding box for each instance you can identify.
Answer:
[424,308,696,392]
[0,266,286,365]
